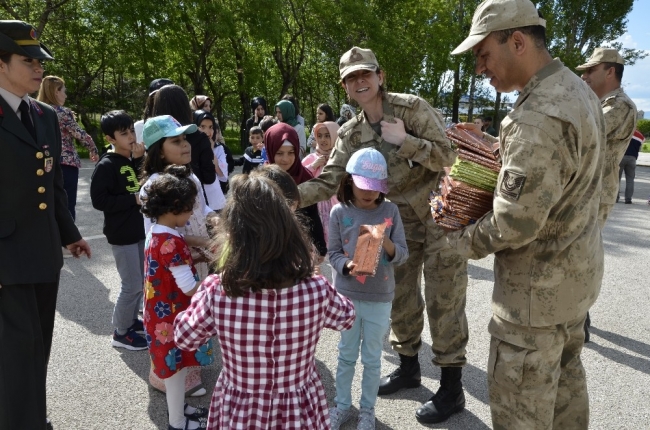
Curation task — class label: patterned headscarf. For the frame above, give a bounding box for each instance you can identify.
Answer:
[340,104,356,119]
[190,95,212,111]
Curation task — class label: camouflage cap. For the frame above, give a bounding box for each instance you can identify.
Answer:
[576,47,625,70]
[339,47,379,80]
[451,0,546,55]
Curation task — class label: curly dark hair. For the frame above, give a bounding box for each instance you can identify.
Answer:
[140,165,197,220]
[214,174,313,297]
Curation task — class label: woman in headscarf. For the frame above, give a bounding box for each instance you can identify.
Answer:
[302,121,339,243]
[241,96,267,152]
[275,99,307,159]
[189,94,212,112]
[265,123,326,259]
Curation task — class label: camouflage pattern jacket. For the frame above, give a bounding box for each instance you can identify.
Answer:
[298,93,457,242]
[599,87,637,207]
[450,59,606,326]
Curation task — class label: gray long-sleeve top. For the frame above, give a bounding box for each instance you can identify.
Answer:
[328,200,409,302]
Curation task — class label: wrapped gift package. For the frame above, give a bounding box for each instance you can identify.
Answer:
[430,126,502,230]
[351,223,386,277]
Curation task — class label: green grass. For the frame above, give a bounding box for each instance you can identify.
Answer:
[223,128,243,155]
[642,141,650,153]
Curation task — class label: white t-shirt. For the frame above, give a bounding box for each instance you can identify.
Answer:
[140,172,213,234]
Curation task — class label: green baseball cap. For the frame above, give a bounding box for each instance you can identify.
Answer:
[0,20,54,60]
[143,115,197,149]
[451,0,546,55]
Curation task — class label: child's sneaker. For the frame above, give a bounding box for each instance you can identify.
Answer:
[329,406,354,430]
[111,328,147,350]
[357,407,375,430]
[129,319,145,334]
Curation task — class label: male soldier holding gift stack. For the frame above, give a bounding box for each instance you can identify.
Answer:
[577,47,637,342]
[449,0,605,428]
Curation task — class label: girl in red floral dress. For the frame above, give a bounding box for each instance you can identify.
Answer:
[141,164,212,430]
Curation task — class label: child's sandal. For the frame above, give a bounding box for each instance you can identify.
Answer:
[184,403,208,419]
[167,416,207,430]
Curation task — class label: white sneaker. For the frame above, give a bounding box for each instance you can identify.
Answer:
[357,407,375,430]
[329,406,354,430]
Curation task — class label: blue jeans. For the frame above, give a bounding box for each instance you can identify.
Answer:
[335,299,392,410]
[61,164,79,220]
[111,241,145,332]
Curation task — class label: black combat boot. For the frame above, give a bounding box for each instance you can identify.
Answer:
[415,367,465,424]
[377,353,421,395]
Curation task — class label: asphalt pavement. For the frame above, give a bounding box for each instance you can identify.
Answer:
[46,159,650,429]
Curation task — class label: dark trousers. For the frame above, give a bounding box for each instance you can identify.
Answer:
[0,280,59,430]
[61,164,79,221]
[618,155,637,201]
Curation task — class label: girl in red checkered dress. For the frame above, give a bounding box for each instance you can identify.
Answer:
[141,165,212,430]
[174,174,356,429]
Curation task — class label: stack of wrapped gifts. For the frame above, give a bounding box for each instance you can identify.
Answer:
[430,126,501,230]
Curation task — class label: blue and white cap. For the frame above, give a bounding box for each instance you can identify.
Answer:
[346,148,389,194]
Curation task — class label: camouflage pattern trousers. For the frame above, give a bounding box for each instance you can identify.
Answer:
[488,314,589,430]
[388,212,469,367]
[597,202,614,229]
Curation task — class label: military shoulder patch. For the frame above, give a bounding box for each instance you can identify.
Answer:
[349,131,362,148]
[499,170,526,200]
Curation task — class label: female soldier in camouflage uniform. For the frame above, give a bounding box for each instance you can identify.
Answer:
[298,47,468,424]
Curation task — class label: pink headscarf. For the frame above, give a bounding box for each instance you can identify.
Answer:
[313,121,340,157]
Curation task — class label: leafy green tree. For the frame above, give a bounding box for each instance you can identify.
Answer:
[538,0,646,69]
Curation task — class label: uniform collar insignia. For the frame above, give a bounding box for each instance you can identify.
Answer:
[30,100,43,116]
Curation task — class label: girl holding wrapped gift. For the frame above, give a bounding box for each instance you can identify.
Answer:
[140,164,212,430]
[328,147,408,430]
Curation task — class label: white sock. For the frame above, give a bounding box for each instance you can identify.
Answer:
[185,404,197,415]
[164,368,188,428]
[186,419,201,430]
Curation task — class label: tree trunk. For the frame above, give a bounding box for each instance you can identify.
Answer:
[451,62,461,123]
[467,73,476,121]
[493,92,502,125]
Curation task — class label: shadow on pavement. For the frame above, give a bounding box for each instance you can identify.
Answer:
[585,328,650,375]
[589,327,650,358]
[468,264,494,282]
[56,259,115,336]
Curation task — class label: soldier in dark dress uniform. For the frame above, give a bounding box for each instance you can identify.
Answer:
[0,20,91,430]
